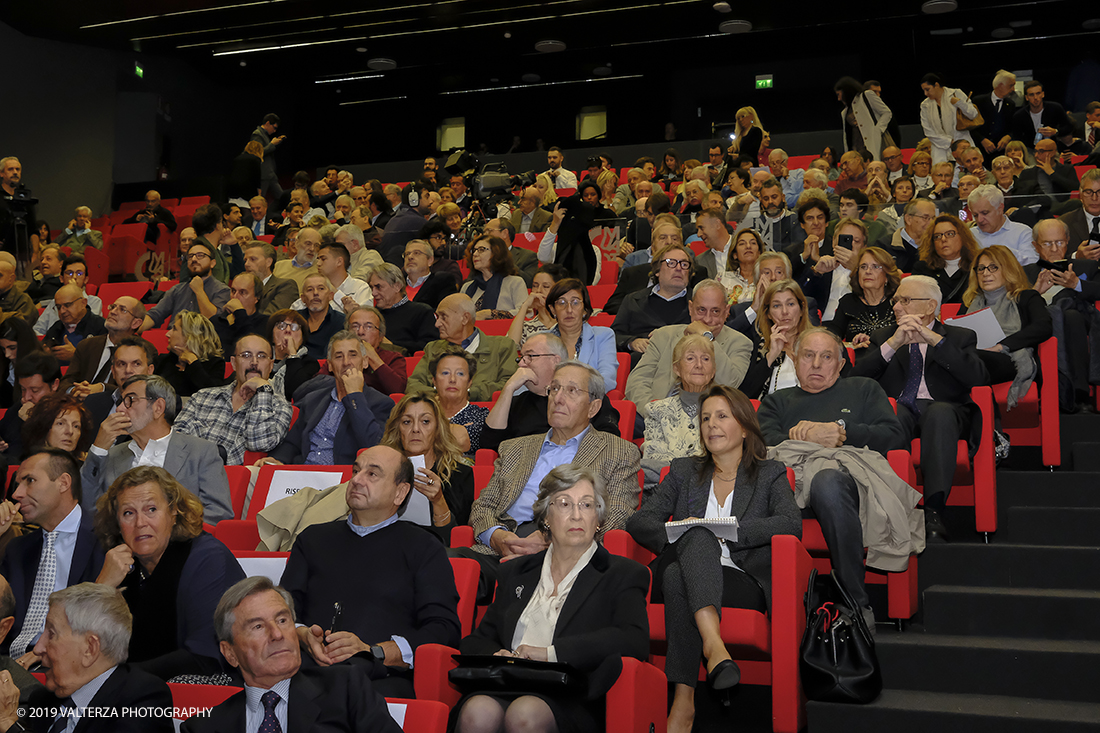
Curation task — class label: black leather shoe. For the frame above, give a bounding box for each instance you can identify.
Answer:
[706,658,740,691]
[925,508,950,543]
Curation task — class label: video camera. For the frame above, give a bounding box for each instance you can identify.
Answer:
[443,149,537,238]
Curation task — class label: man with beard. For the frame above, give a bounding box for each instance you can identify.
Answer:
[175,334,293,465]
[141,240,230,331]
[734,176,806,251]
[296,273,343,358]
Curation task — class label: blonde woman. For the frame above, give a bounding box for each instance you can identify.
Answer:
[729,107,764,161]
[534,172,559,208]
[154,310,226,397]
[739,279,812,398]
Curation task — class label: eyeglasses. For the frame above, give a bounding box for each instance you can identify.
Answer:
[548,497,598,514]
[186,252,211,261]
[890,296,932,306]
[1081,189,1100,199]
[908,213,933,222]
[356,322,380,333]
[107,303,139,318]
[275,322,302,332]
[975,264,1000,274]
[54,300,80,309]
[1037,240,1068,249]
[554,297,583,309]
[471,246,491,254]
[236,351,271,361]
[63,270,86,278]
[547,383,591,400]
[662,258,691,270]
[932,231,958,241]
[120,394,150,408]
[858,263,884,272]
[516,352,556,364]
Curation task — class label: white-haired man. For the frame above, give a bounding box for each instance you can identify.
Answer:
[336,223,382,281]
[968,185,1037,265]
[768,149,805,209]
[55,206,103,254]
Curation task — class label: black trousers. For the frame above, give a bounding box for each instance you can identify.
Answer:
[896,399,969,503]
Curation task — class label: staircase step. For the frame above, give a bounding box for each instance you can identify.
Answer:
[877,634,1100,703]
[924,585,1100,640]
[919,544,1100,591]
[996,472,1100,510]
[1070,442,1100,472]
[997,507,1100,546]
[807,690,1100,733]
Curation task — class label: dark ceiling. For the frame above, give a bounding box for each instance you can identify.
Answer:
[3,0,1097,105]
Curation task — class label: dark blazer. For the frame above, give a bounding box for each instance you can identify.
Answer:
[627,457,801,609]
[260,275,299,315]
[1061,207,1095,251]
[1016,163,1080,202]
[59,334,120,393]
[973,91,1017,154]
[378,209,428,267]
[992,289,1054,352]
[0,408,24,463]
[409,271,458,310]
[1010,101,1073,148]
[213,308,268,354]
[604,263,707,316]
[509,207,552,234]
[269,383,394,465]
[913,260,970,304]
[242,212,277,237]
[380,300,439,354]
[83,389,117,437]
[181,664,401,733]
[1024,259,1100,302]
[26,664,173,732]
[41,310,107,357]
[460,544,650,700]
[0,508,105,655]
[850,321,989,405]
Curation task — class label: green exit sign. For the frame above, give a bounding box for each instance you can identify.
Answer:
[134,62,144,79]
[756,75,773,89]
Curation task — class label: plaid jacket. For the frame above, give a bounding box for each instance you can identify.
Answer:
[175,382,293,465]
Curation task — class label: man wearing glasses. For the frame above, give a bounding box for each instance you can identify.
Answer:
[141,239,231,331]
[852,275,989,542]
[33,254,103,337]
[175,334,292,466]
[81,374,233,523]
[882,146,906,184]
[612,243,693,363]
[40,284,106,364]
[1017,139,1081,210]
[1066,170,1100,259]
[61,295,148,396]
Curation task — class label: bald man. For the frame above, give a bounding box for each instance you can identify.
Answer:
[123,189,177,244]
[40,284,107,364]
[510,188,551,234]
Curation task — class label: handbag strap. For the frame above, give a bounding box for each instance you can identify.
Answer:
[803,568,820,617]
[862,92,879,126]
[826,572,876,644]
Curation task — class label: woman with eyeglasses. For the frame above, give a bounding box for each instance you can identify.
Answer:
[826,246,901,351]
[739,279,813,399]
[428,344,488,455]
[963,245,1052,402]
[507,264,568,346]
[907,151,933,190]
[267,309,320,401]
[913,214,982,304]
[460,234,528,320]
[455,465,649,733]
[628,385,800,733]
[154,311,227,398]
[546,278,618,391]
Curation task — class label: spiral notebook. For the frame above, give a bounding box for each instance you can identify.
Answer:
[665,517,739,544]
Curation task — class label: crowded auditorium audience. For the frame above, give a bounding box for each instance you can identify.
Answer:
[2,65,1098,732]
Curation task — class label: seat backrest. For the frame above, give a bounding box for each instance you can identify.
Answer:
[588,284,616,310]
[232,550,290,585]
[97,281,152,304]
[449,557,480,637]
[169,683,242,719]
[143,328,170,354]
[225,465,252,519]
[247,465,354,519]
[475,319,512,337]
[385,698,449,732]
[472,466,494,499]
[611,399,637,442]
[213,519,260,551]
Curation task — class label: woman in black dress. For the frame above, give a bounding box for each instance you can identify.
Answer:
[827,246,901,352]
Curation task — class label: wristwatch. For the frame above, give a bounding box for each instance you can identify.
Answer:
[369,644,386,661]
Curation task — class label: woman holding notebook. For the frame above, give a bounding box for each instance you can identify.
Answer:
[626,385,801,733]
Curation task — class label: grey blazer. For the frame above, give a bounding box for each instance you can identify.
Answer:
[80,431,234,524]
[694,247,721,279]
[626,456,801,609]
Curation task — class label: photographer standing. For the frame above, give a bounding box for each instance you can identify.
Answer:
[0,157,40,278]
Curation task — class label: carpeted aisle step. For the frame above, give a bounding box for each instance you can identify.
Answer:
[918,543,1100,591]
[997,507,1100,546]
[923,585,1100,640]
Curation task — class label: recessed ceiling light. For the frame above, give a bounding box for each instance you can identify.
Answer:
[521,73,541,83]
[239,61,247,66]
[490,77,499,82]
[355,46,367,52]
[719,19,752,33]
[504,31,512,38]
[535,39,566,53]
[713,1,731,12]
[922,0,957,13]
[1008,20,1031,28]
[991,27,1013,38]
[593,66,612,76]
[367,57,396,70]
[1085,18,1100,30]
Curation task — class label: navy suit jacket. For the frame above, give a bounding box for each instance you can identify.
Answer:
[181,664,401,733]
[0,508,105,655]
[269,381,394,465]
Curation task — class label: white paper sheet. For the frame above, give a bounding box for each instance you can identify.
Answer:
[264,469,349,510]
[943,307,1006,349]
[387,702,407,727]
[402,454,432,526]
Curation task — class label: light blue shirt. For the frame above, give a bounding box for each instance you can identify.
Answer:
[972,217,1037,266]
[479,426,590,548]
[245,677,291,733]
[780,169,805,209]
[56,665,118,733]
[51,504,82,597]
[344,513,413,666]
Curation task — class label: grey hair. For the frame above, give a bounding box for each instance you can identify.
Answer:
[553,359,605,402]
[49,583,132,664]
[992,155,1013,169]
[336,223,364,250]
[369,262,405,289]
[532,465,609,532]
[968,184,1004,210]
[214,577,295,644]
[318,223,339,245]
[75,206,92,216]
[691,278,728,302]
[901,274,943,316]
[404,238,434,258]
[797,188,829,208]
[794,326,844,358]
[526,331,568,361]
[1032,218,1068,242]
[335,194,354,209]
[627,167,646,181]
[122,374,178,423]
[992,69,1016,88]
[450,294,477,321]
[684,179,709,196]
[689,166,709,182]
[326,330,368,361]
[769,148,789,163]
[804,168,828,186]
[754,250,792,281]
[905,198,937,217]
[348,305,386,338]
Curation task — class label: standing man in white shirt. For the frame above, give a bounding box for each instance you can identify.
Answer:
[545,147,578,189]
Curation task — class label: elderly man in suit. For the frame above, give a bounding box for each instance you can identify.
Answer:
[54,206,103,255]
[405,294,517,401]
[0,583,173,732]
[626,279,753,419]
[851,275,989,542]
[456,361,640,588]
[1016,138,1080,207]
[510,187,552,234]
[263,332,393,467]
[181,577,401,733]
[80,375,233,524]
[0,574,42,701]
[0,449,105,663]
[59,294,144,397]
[243,242,298,315]
[973,69,1019,165]
[1068,170,1100,261]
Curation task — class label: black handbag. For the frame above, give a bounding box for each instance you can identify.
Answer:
[799,569,882,704]
[448,654,586,695]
